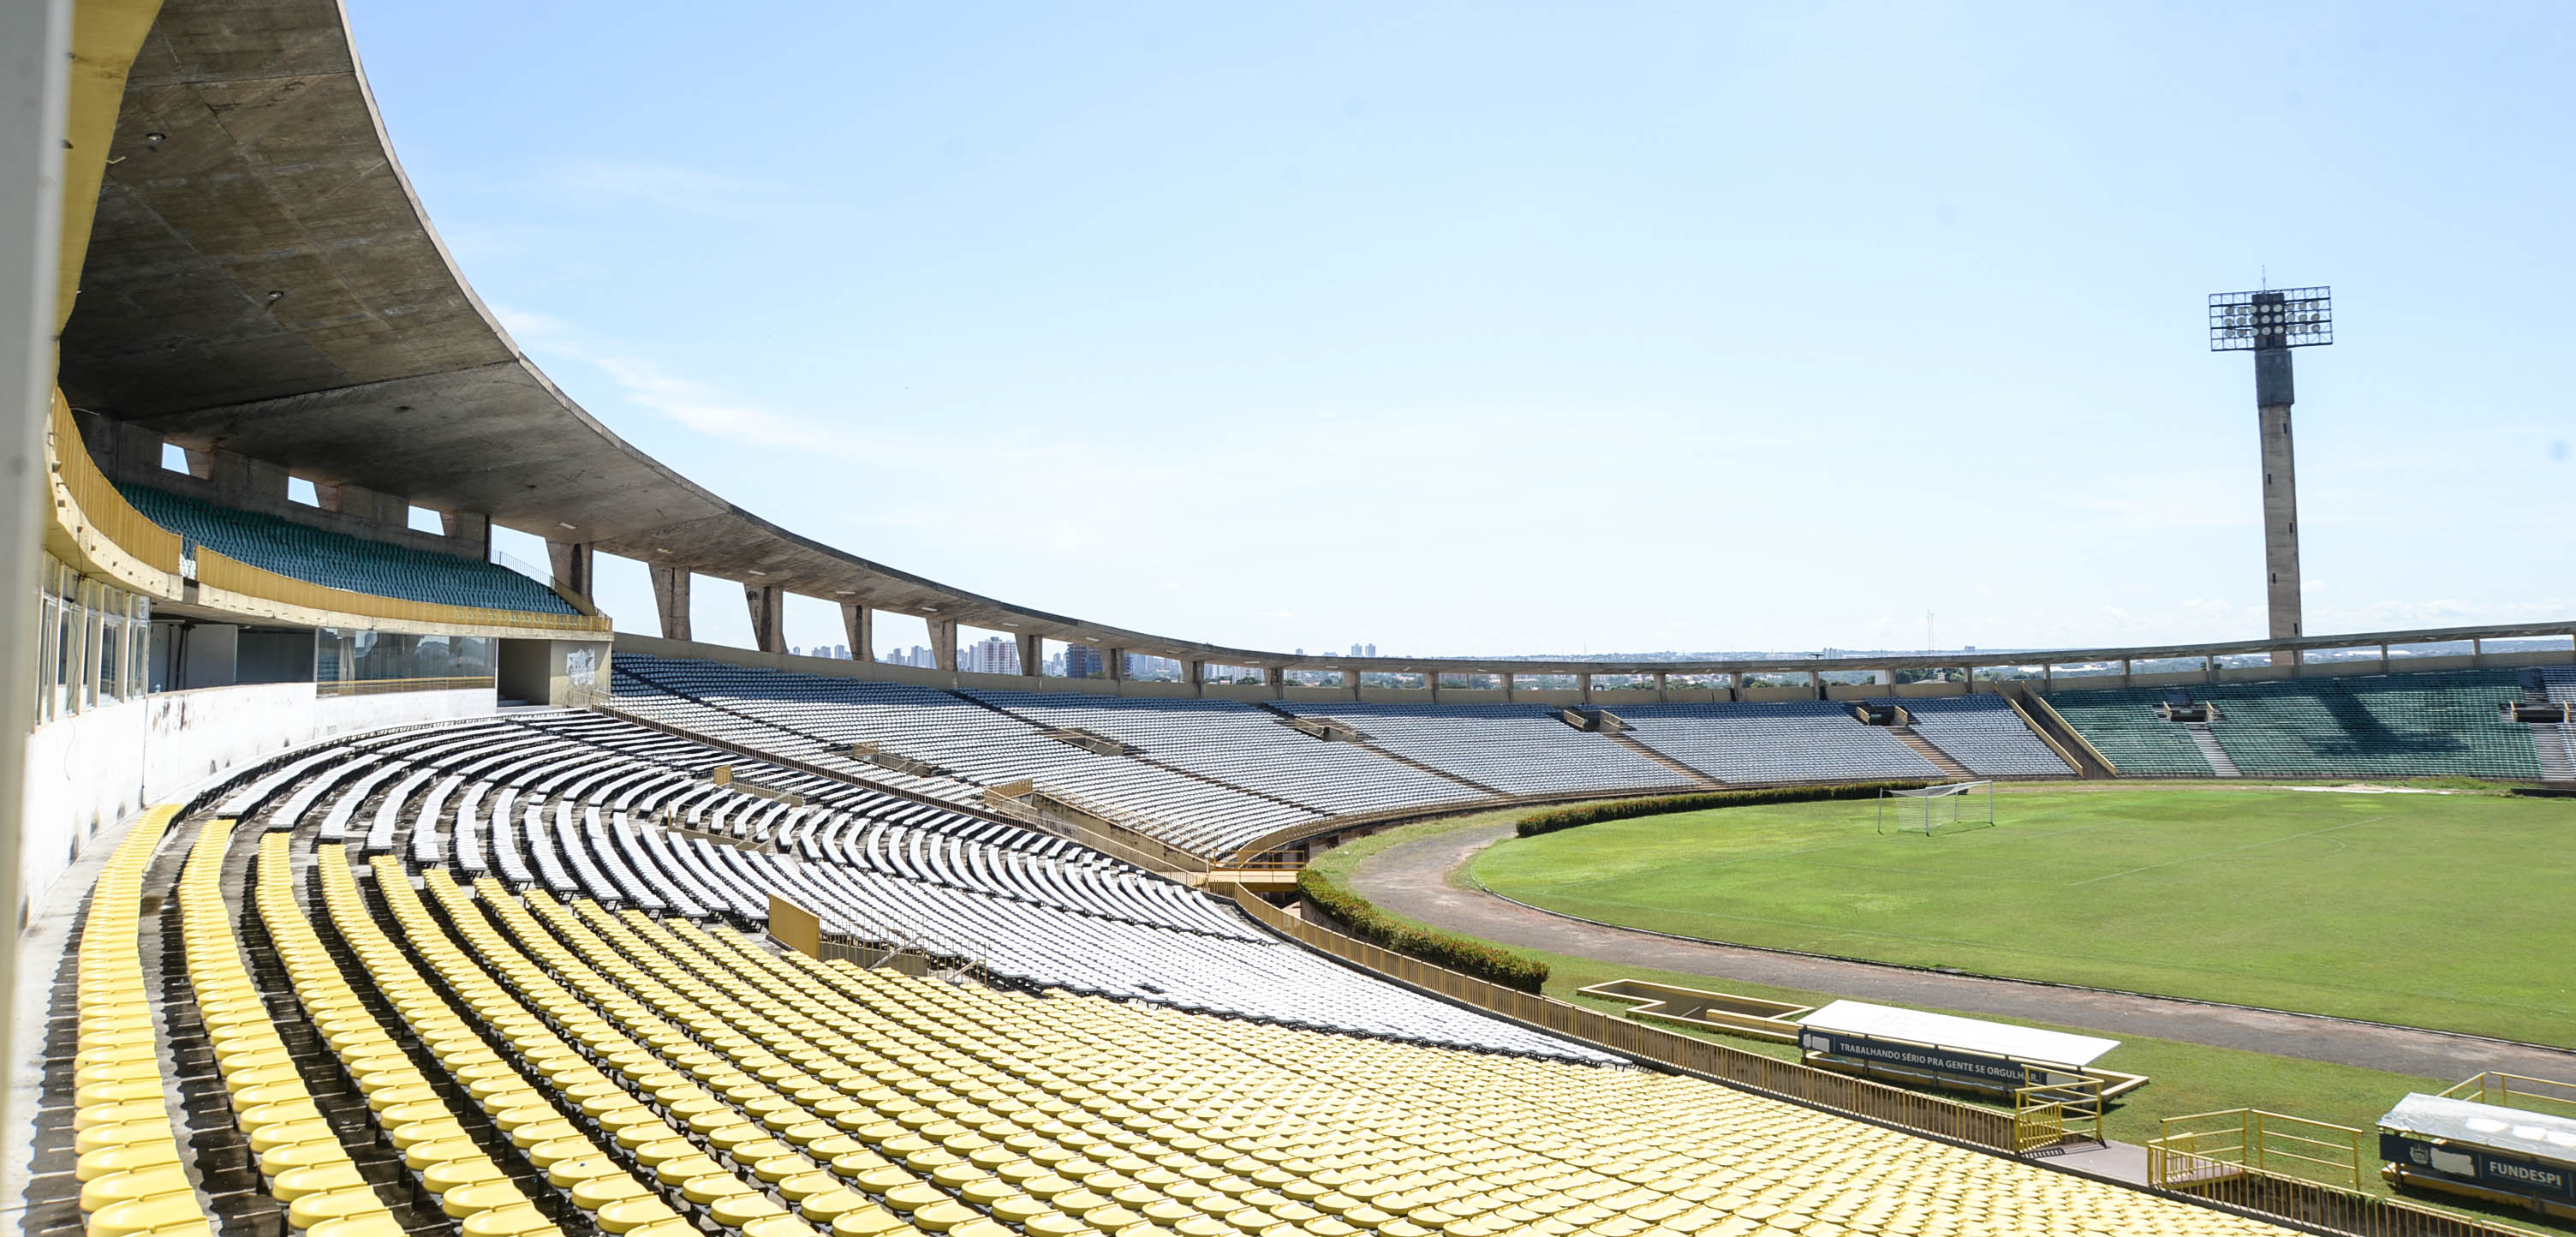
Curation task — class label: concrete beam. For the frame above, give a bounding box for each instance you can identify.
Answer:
[651,564,692,642]
[745,583,784,654]
[840,602,871,662]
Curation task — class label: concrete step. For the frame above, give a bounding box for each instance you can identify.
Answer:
[2537,725,2576,783]
[2184,723,2242,776]
[1889,727,1974,780]
[1602,730,1723,789]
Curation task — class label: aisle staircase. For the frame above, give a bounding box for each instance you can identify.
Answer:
[1888,726,1974,780]
[2183,723,2242,777]
[2535,726,2576,784]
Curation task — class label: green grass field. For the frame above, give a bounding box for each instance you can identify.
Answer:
[1470,786,2576,1045]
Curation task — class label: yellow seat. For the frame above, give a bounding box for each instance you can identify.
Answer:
[423,1158,510,1196]
[597,1199,682,1234]
[460,1204,556,1237]
[707,1193,790,1228]
[78,1164,191,1213]
[89,1195,214,1237]
[287,1188,390,1231]
[440,1180,530,1220]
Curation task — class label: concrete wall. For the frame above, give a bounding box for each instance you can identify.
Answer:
[18,684,492,924]
[498,637,612,706]
[75,410,488,562]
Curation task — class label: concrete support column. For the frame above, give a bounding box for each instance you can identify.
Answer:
[1023,635,1047,680]
[2120,657,2133,686]
[1268,666,1293,701]
[1577,672,1594,702]
[212,451,289,506]
[744,583,784,654]
[1500,672,1514,702]
[1424,672,1439,702]
[841,603,872,661]
[1963,666,1977,692]
[2472,637,2485,666]
[1653,671,1668,702]
[2203,655,2216,683]
[928,619,958,672]
[2256,347,2304,666]
[439,511,492,561]
[651,565,693,641]
[2379,642,2390,674]
[546,540,593,603]
[1808,670,1823,699]
[3,0,76,1055]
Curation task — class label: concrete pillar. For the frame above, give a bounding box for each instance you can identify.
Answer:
[2256,347,2303,666]
[2203,655,2216,683]
[1103,648,1124,682]
[1963,666,1976,691]
[929,619,958,672]
[546,540,593,603]
[1424,672,1439,701]
[1500,672,1514,702]
[840,602,872,661]
[1023,635,1046,680]
[212,450,289,506]
[2120,657,2133,686]
[1653,671,1668,702]
[2378,643,2390,674]
[651,565,692,642]
[3,0,75,1008]
[744,583,784,654]
[1577,672,1594,702]
[1808,670,1823,699]
[439,511,492,561]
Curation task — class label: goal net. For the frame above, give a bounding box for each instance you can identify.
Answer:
[1876,780,1995,836]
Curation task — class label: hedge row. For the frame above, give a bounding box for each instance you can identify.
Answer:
[1514,781,1934,837]
[1295,869,1549,993]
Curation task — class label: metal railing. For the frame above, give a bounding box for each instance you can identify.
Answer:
[315,674,498,698]
[2437,1071,2576,1120]
[2014,1072,2105,1153]
[2150,1109,2368,1192]
[1228,887,2018,1151]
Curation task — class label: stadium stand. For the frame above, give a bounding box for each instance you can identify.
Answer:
[1864,696,2073,777]
[2198,670,2541,780]
[1613,702,1949,784]
[2048,670,2545,780]
[122,750,2293,1237]
[2041,686,2219,776]
[119,482,576,614]
[611,657,1326,854]
[70,807,212,1237]
[1267,702,1690,797]
[966,691,1488,818]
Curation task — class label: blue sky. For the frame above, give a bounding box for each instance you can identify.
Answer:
[349,2,2573,659]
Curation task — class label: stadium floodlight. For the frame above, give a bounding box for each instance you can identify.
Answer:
[2208,286,2332,350]
[2211,284,2331,658]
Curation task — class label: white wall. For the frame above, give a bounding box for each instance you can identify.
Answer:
[17,684,493,923]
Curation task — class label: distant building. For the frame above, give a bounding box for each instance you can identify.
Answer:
[1064,644,1104,678]
[1366,642,1377,656]
[963,636,1018,675]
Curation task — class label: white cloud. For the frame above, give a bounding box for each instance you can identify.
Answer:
[493,304,856,454]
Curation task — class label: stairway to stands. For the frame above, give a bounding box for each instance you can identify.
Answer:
[2185,723,2243,776]
[1601,731,1725,788]
[2536,726,2576,783]
[1888,726,1973,780]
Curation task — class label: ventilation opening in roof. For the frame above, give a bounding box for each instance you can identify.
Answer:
[287,476,319,507]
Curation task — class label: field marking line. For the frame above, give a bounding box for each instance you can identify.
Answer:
[2066,816,2384,887]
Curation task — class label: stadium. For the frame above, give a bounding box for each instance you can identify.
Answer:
[2,6,2572,1237]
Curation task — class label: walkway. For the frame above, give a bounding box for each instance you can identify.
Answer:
[1347,822,2576,1083]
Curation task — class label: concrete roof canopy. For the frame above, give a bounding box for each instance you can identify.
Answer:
[55,3,2576,678]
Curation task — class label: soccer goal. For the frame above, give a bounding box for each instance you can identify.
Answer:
[1877,780,1995,836]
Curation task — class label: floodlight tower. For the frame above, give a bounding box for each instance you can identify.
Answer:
[2209,286,2332,660]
